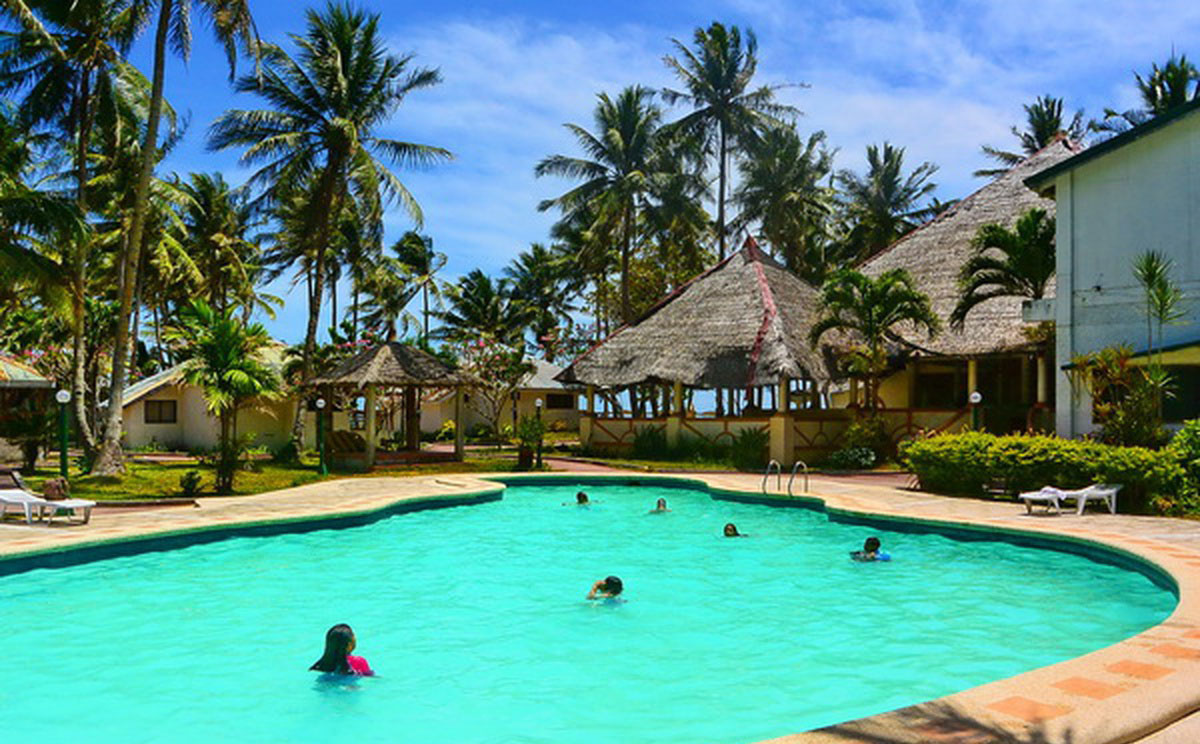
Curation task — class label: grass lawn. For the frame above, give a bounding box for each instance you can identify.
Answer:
[22,455,530,501]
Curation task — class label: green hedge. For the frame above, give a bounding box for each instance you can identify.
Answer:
[899,431,1191,515]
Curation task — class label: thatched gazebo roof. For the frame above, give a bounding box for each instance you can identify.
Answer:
[310,342,465,389]
[859,138,1080,357]
[557,242,834,389]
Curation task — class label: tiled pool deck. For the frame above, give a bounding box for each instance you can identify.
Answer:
[3,471,1199,744]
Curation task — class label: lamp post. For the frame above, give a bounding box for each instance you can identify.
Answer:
[510,389,520,434]
[969,391,983,430]
[54,389,71,479]
[315,398,328,476]
[535,397,544,470]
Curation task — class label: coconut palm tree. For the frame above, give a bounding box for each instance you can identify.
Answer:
[391,231,446,344]
[358,255,419,342]
[976,95,1086,177]
[210,2,451,443]
[837,142,938,262]
[1094,52,1200,137]
[536,85,660,323]
[734,125,834,279]
[951,207,1056,328]
[504,243,577,359]
[661,21,800,260]
[166,299,279,493]
[809,268,940,412]
[434,269,531,347]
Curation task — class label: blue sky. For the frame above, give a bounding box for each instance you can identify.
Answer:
[139,0,1200,344]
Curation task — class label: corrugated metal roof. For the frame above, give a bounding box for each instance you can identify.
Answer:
[0,354,53,388]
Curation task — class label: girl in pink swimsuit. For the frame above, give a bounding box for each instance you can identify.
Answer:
[310,623,374,676]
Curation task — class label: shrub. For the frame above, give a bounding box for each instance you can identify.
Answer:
[271,438,301,464]
[435,419,456,442]
[178,470,203,499]
[515,415,546,449]
[466,422,493,440]
[631,426,669,459]
[842,416,892,461]
[900,431,1185,514]
[547,418,571,433]
[730,428,770,471]
[825,447,876,470]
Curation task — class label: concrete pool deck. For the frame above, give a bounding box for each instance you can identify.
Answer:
[2,471,1199,744]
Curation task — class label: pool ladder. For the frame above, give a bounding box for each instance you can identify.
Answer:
[763,460,809,496]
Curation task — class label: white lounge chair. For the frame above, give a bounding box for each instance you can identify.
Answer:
[1058,484,1122,515]
[1019,486,1065,514]
[1,473,95,525]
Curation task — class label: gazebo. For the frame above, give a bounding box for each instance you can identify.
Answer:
[310,342,467,469]
[557,241,838,466]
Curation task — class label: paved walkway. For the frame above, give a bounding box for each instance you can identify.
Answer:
[2,471,1200,744]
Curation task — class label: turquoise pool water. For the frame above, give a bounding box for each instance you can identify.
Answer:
[0,481,1175,744]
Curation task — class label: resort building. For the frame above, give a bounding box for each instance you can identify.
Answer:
[419,358,580,435]
[0,354,53,466]
[1026,100,1200,436]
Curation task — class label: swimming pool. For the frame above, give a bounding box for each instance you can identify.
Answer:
[0,479,1176,744]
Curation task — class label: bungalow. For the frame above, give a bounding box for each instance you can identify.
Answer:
[0,354,53,467]
[420,358,580,435]
[1025,99,1200,436]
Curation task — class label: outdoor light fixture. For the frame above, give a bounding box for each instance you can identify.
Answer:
[55,389,71,478]
[315,398,328,476]
[969,391,983,430]
[969,391,982,405]
[534,398,544,468]
[315,398,327,409]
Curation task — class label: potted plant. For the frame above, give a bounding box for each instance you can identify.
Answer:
[515,415,545,470]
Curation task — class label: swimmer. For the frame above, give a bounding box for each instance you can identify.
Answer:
[648,497,670,513]
[850,536,890,562]
[587,575,624,600]
[723,522,747,538]
[310,623,374,676]
[563,491,594,506]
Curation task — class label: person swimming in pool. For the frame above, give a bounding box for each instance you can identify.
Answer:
[563,491,594,506]
[587,575,625,602]
[309,623,374,676]
[723,522,747,537]
[648,498,670,513]
[850,536,890,562]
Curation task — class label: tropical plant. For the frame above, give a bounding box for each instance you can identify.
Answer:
[434,269,531,347]
[358,254,419,342]
[536,85,661,323]
[504,243,577,358]
[210,1,451,442]
[734,125,835,281]
[661,21,800,259]
[391,231,446,343]
[975,95,1085,177]
[1067,345,1168,448]
[837,142,938,261]
[809,268,941,412]
[457,337,535,436]
[1132,250,1187,424]
[165,300,280,493]
[1094,52,1200,137]
[951,207,1056,327]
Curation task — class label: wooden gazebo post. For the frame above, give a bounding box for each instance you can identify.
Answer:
[365,383,378,469]
[769,376,795,467]
[453,387,465,460]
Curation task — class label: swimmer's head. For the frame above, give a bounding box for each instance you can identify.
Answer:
[310,623,356,673]
[603,576,623,596]
[864,537,881,553]
[724,522,739,537]
[576,491,589,504]
[656,498,667,509]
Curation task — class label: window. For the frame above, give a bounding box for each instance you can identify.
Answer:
[546,393,577,410]
[144,400,177,424]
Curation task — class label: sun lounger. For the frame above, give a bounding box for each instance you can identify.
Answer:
[1,473,96,525]
[1058,484,1122,515]
[1019,486,1064,514]
[0,487,53,524]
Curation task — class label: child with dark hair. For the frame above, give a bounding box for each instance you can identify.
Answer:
[649,498,670,513]
[850,536,890,562]
[310,624,374,676]
[587,575,624,600]
[723,522,746,537]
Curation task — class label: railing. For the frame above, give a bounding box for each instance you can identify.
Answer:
[762,459,782,494]
[788,461,809,496]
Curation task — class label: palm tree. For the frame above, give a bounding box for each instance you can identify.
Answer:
[661,21,800,260]
[1095,52,1200,137]
[391,231,446,343]
[434,269,530,347]
[166,299,280,493]
[809,268,940,412]
[951,207,1056,328]
[837,142,938,261]
[358,255,418,342]
[210,2,451,442]
[536,85,660,323]
[976,95,1085,177]
[87,0,259,475]
[734,125,834,280]
[504,243,577,359]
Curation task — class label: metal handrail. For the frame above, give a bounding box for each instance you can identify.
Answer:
[788,460,809,496]
[762,459,782,494]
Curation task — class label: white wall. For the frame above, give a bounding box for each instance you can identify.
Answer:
[124,384,300,452]
[1054,111,1200,435]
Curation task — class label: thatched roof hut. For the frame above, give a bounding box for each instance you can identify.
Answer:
[311,342,465,388]
[558,242,834,389]
[859,138,1080,356]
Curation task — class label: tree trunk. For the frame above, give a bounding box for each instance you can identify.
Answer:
[422,284,429,344]
[70,68,97,456]
[717,124,728,260]
[620,204,632,323]
[92,0,173,476]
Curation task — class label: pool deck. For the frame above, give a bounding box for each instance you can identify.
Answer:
[3,471,1200,744]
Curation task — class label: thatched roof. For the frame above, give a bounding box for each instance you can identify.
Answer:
[557,243,834,389]
[858,138,1081,357]
[310,342,465,388]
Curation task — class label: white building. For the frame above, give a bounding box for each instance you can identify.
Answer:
[420,358,580,435]
[1026,100,1200,436]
